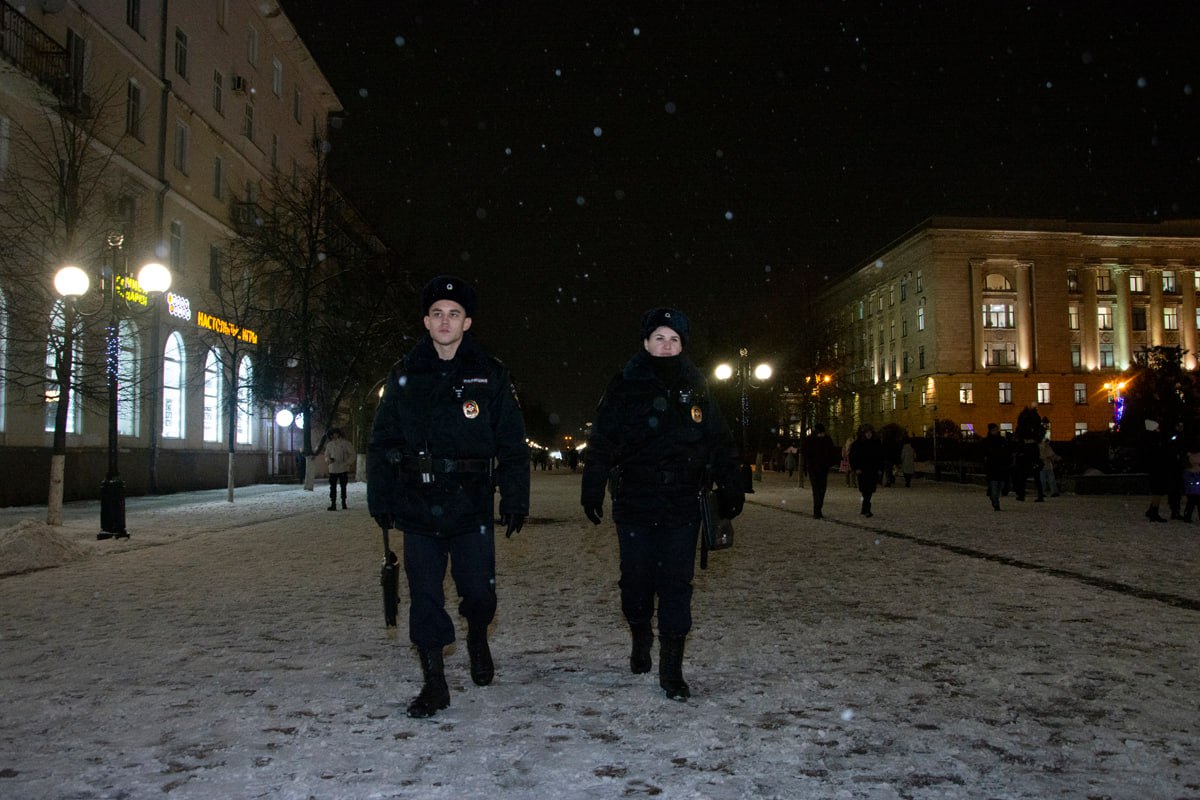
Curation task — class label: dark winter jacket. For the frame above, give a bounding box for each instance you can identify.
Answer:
[982,433,1011,481]
[849,434,883,489]
[581,351,741,526]
[367,334,529,536]
[801,433,841,477]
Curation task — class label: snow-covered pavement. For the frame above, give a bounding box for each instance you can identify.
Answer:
[1,471,1197,799]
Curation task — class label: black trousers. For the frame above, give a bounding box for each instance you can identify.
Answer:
[616,520,698,638]
[403,524,497,649]
[809,472,829,515]
[328,472,348,502]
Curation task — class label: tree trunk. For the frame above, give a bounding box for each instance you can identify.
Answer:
[227,452,235,503]
[46,455,66,526]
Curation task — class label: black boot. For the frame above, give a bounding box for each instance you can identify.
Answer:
[658,634,690,701]
[407,647,450,718]
[466,625,494,687]
[630,621,653,674]
[327,501,337,511]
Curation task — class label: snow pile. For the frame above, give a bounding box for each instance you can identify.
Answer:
[0,519,90,576]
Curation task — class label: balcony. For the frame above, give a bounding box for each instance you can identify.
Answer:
[0,1,69,97]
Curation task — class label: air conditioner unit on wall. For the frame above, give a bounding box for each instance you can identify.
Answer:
[231,75,247,93]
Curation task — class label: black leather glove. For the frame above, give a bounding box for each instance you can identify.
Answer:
[374,513,393,530]
[717,489,744,520]
[583,503,604,526]
[500,513,525,538]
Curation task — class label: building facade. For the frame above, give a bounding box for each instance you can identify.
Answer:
[814,217,1200,444]
[0,0,344,505]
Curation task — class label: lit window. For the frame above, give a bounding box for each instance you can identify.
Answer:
[998,382,1013,405]
[162,332,185,439]
[1000,422,1014,434]
[45,300,82,433]
[1074,422,1088,437]
[1097,305,1113,331]
[1164,306,1179,331]
[959,382,974,404]
[960,423,975,438]
[986,343,1017,367]
[203,349,223,443]
[1074,383,1087,404]
[1095,270,1112,292]
[984,273,1013,291]
[1067,269,1079,292]
[1163,270,1178,293]
[116,319,139,436]
[237,357,254,444]
[983,302,1015,328]
[1037,382,1050,404]
[1067,305,1079,330]
[917,300,926,331]
[1071,344,1081,368]
[1099,343,1115,368]
[1129,270,1144,292]
[272,58,283,96]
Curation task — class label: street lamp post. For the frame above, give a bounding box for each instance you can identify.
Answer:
[715,347,772,493]
[55,233,171,540]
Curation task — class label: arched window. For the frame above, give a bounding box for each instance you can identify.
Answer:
[162,331,185,439]
[116,318,140,436]
[45,299,82,433]
[984,273,1013,291]
[202,348,223,442]
[236,355,253,444]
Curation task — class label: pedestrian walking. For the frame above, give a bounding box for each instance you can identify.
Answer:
[367,275,530,719]
[900,440,916,488]
[1144,419,1172,523]
[842,437,857,487]
[1037,433,1062,498]
[802,424,840,519]
[849,424,883,517]
[1013,403,1045,502]
[323,428,355,510]
[982,423,1010,511]
[581,307,743,702]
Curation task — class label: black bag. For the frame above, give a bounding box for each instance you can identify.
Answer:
[698,490,734,569]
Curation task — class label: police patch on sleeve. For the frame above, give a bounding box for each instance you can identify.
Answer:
[691,405,703,423]
[463,400,480,419]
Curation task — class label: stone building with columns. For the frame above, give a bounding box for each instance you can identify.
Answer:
[814,217,1200,443]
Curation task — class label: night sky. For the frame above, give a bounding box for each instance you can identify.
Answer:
[279,0,1200,434]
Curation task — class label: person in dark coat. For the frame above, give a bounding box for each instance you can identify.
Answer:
[1144,419,1173,523]
[802,423,841,519]
[367,276,530,719]
[981,423,1010,511]
[581,307,743,702]
[1013,403,1046,502]
[849,424,883,517]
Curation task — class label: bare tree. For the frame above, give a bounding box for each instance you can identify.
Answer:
[226,134,412,490]
[0,75,137,524]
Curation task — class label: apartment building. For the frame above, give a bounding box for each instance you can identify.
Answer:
[814,217,1200,444]
[0,0,344,505]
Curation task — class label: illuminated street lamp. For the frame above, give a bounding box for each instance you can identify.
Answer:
[714,347,773,492]
[1103,379,1128,430]
[55,233,171,540]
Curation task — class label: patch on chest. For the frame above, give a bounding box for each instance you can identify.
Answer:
[463,400,480,419]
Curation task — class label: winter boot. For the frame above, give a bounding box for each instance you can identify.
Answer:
[630,621,653,674]
[341,499,348,509]
[466,625,494,687]
[327,501,337,511]
[658,634,690,701]
[407,647,450,718]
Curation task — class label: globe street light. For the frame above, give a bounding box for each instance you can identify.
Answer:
[714,347,772,492]
[55,233,171,540]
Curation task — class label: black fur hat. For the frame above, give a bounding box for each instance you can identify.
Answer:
[421,275,478,317]
[639,307,689,345]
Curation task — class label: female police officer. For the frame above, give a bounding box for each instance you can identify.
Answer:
[581,308,743,701]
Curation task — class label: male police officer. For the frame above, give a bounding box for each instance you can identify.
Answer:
[367,276,529,718]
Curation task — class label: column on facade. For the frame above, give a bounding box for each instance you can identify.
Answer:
[1081,266,1099,370]
[1112,265,1131,369]
[969,259,985,369]
[1015,261,1033,370]
[1148,267,1164,345]
[1182,268,1198,369]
